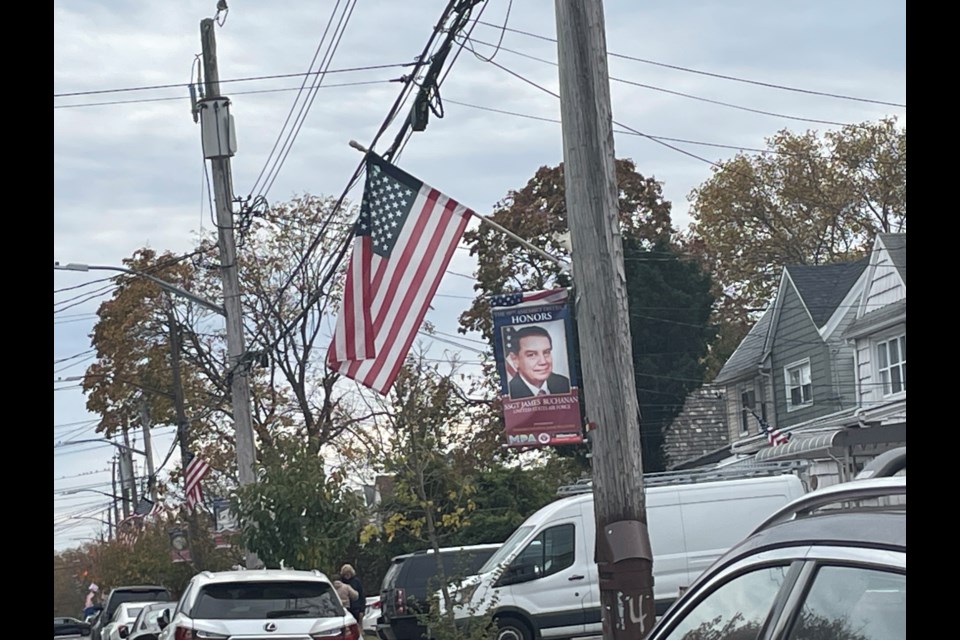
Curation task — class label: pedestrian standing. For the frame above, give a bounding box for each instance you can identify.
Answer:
[339,564,365,623]
[82,583,100,619]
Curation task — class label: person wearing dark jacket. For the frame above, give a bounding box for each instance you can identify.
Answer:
[339,564,365,622]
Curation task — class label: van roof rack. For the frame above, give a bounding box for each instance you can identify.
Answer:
[556,460,808,496]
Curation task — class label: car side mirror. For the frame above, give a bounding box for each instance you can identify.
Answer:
[118,625,129,638]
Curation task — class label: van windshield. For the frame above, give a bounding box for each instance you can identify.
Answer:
[478,526,534,574]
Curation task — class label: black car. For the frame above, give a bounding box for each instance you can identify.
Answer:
[89,585,173,640]
[641,458,906,640]
[54,616,91,637]
[378,544,500,640]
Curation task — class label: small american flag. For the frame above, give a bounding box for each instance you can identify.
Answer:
[184,452,211,510]
[489,288,569,308]
[327,152,473,394]
[751,410,791,446]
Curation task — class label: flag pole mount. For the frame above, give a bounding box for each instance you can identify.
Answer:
[345,141,570,273]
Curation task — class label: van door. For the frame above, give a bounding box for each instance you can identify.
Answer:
[579,501,600,636]
[678,477,801,589]
[643,487,687,615]
[498,518,588,639]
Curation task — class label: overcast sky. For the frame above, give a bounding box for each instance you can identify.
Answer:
[54,0,906,551]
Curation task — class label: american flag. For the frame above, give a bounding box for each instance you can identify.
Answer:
[327,153,473,394]
[751,409,791,446]
[184,451,211,510]
[117,515,143,546]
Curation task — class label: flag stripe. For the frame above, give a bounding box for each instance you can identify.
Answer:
[348,194,465,389]
[349,194,461,385]
[365,200,471,391]
[328,154,471,394]
[184,454,211,509]
[368,188,441,317]
[340,187,443,382]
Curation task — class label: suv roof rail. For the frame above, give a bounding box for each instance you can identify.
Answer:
[556,460,808,496]
[749,476,906,535]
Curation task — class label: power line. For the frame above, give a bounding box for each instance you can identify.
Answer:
[54,79,398,110]
[471,20,906,108]
[53,62,412,98]
[465,35,864,129]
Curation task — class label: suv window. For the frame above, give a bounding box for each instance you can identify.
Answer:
[381,560,404,591]
[661,565,791,640]
[786,566,906,640]
[190,581,342,620]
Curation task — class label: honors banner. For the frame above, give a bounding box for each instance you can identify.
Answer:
[491,288,583,447]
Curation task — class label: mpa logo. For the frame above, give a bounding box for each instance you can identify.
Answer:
[537,433,551,444]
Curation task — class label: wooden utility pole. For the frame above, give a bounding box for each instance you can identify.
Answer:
[139,397,157,502]
[200,17,259,569]
[167,301,205,568]
[119,417,137,519]
[111,456,122,531]
[554,1,656,638]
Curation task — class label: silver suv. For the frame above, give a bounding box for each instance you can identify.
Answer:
[642,457,906,640]
[157,568,360,640]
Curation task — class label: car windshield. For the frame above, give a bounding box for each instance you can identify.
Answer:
[191,581,343,620]
[478,526,535,574]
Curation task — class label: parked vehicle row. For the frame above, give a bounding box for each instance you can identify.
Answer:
[72,449,905,640]
[444,466,806,639]
[89,585,172,640]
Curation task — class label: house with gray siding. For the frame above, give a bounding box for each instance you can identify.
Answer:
[724,234,906,487]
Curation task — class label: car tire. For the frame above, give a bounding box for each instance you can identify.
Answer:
[495,616,532,640]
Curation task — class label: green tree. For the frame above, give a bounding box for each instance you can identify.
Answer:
[685,116,906,375]
[460,159,715,471]
[231,433,364,571]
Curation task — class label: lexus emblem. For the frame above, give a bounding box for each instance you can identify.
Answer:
[264,622,278,632]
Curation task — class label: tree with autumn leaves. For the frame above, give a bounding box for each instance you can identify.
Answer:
[685,116,906,374]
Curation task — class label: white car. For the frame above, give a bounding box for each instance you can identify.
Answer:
[103,601,159,640]
[158,568,360,640]
[362,595,381,638]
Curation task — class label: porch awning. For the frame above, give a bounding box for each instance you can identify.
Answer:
[754,423,906,463]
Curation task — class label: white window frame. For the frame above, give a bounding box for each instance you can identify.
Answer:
[783,359,813,411]
[875,333,906,397]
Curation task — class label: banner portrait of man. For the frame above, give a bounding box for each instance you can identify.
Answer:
[490,288,583,448]
[504,324,572,399]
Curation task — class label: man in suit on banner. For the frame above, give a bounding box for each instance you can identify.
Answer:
[506,325,571,399]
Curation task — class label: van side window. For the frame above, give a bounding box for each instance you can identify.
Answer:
[512,524,575,578]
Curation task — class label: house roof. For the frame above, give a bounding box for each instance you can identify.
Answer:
[713,307,774,384]
[878,233,906,283]
[785,259,869,328]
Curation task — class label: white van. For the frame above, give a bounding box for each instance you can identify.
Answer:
[449,469,805,640]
